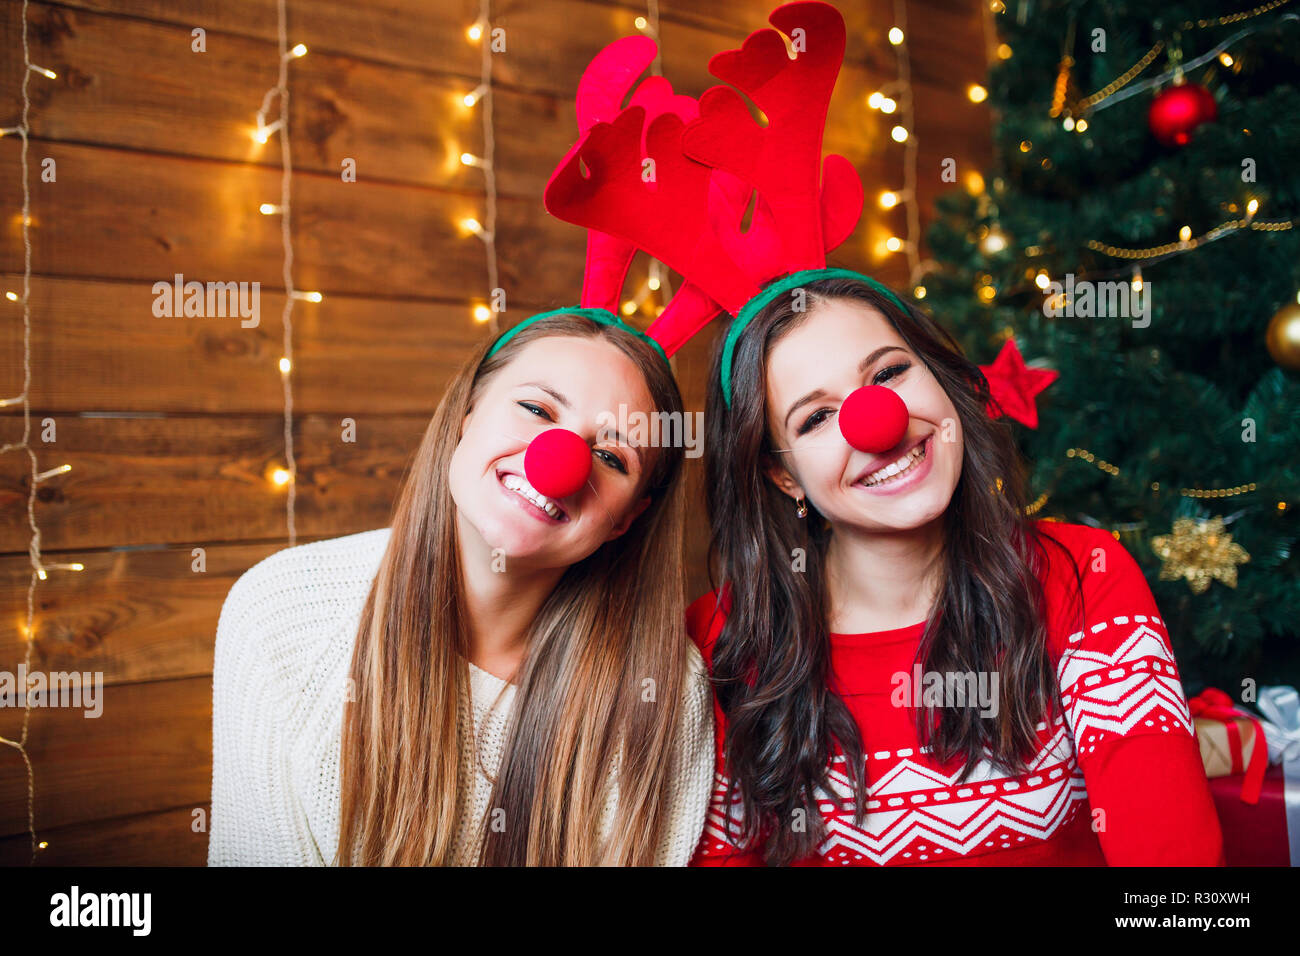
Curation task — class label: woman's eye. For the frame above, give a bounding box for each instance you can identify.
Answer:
[797,407,833,436]
[517,401,553,421]
[594,448,628,474]
[873,362,911,385]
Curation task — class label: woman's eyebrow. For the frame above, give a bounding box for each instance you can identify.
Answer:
[782,345,907,429]
[518,381,570,408]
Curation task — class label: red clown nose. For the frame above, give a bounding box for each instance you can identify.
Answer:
[524,428,592,500]
[838,385,909,453]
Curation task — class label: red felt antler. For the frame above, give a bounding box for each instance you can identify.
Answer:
[547,107,762,313]
[682,1,848,270]
[568,36,699,313]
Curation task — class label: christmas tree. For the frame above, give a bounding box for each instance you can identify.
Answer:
[919,0,1300,693]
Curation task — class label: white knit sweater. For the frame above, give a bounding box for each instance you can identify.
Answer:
[207,526,714,866]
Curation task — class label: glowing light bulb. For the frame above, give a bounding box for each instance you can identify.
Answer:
[279,357,291,373]
[461,218,489,240]
[1179,225,1192,242]
[290,43,308,58]
[1035,272,1051,289]
[467,22,483,41]
[621,300,636,316]
[888,27,904,45]
[647,276,661,291]
[473,304,492,323]
[967,84,987,103]
[885,236,903,252]
[1246,198,1259,216]
[635,15,647,30]
[879,97,897,114]
[879,190,900,209]
[272,468,291,486]
[259,203,281,215]
[1063,116,1075,131]
[868,91,883,109]
[1075,118,1088,132]
[890,125,908,142]
[914,285,927,299]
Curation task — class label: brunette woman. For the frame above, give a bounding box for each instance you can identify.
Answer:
[687,270,1223,866]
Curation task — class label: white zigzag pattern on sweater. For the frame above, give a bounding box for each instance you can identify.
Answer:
[702,723,1089,865]
[1057,620,1193,746]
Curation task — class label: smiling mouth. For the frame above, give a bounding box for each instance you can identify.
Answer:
[499,471,569,521]
[856,435,930,488]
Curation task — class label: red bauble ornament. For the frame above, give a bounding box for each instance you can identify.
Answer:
[524,428,591,499]
[1148,82,1217,147]
[838,385,909,453]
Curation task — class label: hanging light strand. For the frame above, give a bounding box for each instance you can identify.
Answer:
[462,0,500,333]
[254,0,307,544]
[0,0,74,866]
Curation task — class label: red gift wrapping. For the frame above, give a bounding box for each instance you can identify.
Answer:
[1189,687,1269,803]
[1207,763,1290,867]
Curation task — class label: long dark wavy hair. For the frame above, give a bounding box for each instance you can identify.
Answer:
[703,274,1084,865]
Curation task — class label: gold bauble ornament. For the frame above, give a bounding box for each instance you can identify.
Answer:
[1151,516,1250,595]
[1265,300,1300,371]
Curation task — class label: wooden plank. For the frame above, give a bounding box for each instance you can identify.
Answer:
[0,142,587,305]
[0,538,345,688]
[0,803,208,865]
[0,413,426,552]
[0,274,494,416]
[0,675,211,837]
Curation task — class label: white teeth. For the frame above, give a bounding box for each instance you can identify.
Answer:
[860,439,927,487]
[501,473,563,519]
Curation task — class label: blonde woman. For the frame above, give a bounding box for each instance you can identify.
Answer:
[208,311,713,866]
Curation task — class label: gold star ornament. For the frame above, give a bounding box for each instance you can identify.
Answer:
[1151,517,1250,594]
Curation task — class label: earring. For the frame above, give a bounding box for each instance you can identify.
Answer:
[795,496,808,518]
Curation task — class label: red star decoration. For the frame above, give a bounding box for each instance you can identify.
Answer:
[979,338,1058,429]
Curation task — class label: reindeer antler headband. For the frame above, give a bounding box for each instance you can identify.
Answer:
[496,2,913,500]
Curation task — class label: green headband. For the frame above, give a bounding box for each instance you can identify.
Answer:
[485,306,670,365]
[719,268,910,408]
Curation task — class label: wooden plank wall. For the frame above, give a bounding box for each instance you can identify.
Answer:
[0,0,993,864]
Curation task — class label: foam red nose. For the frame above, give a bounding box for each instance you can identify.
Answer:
[839,385,909,453]
[524,428,592,500]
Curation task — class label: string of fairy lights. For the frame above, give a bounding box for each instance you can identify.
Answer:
[252,0,315,549]
[0,0,72,864]
[459,0,501,334]
[876,5,999,303]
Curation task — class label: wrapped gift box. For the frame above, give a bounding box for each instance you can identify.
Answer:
[1195,715,1264,778]
[1207,763,1290,867]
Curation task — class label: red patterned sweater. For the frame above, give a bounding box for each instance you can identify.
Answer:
[687,521,1224,866]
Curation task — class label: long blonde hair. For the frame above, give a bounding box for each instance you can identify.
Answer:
[336,314,688,865]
